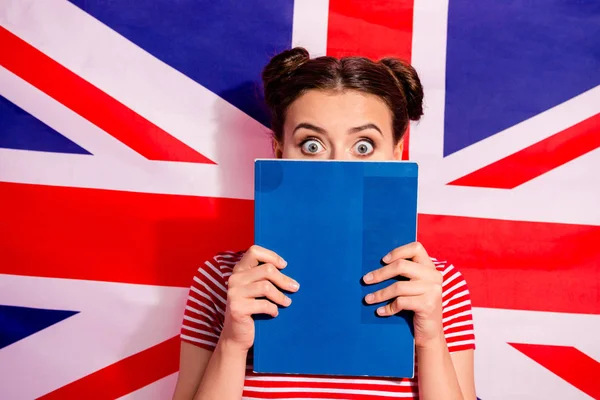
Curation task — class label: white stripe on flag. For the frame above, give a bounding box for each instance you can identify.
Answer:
[292,0,330,57]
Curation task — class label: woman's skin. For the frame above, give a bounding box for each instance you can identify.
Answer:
[173,89,476,400]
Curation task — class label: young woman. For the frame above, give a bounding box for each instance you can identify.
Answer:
[173,47,476,400]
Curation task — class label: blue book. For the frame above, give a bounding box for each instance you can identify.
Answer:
[253,159,418,378]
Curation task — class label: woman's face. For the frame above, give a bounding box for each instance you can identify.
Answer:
[276,89,403,160]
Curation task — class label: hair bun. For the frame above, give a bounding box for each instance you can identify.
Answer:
[262,47,310,91]
[379,58,424,121]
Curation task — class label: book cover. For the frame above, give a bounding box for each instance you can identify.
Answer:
[253,159,418,378]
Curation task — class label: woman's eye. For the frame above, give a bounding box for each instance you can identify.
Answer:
[353,140,374,156]
[301,139,324,155]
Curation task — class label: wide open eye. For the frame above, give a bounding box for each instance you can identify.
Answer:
[301,139,325,155]
[353,139,374,156]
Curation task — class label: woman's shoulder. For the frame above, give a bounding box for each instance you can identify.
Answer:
[189,250,247,286]
[209,250,246,265]
[431,258,471,289]
[431,257,476,351]
[204,249,246,270]
[431,257,472,303]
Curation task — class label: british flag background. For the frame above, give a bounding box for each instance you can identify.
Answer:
[1,0,599,399]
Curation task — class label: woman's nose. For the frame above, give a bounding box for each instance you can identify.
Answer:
[328,146,352,160]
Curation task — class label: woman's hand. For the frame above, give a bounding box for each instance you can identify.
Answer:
[362,242,444,348]
[220,245,300,352]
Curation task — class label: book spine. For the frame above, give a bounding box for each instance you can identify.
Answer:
[253,160,260,371]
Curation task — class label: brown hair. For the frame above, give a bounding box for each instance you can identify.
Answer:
[261,47,424,144]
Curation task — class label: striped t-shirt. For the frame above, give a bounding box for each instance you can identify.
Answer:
[181,251,475,399]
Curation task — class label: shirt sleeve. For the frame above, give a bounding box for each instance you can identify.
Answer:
[436,261,476,352]
[180,255,231,351]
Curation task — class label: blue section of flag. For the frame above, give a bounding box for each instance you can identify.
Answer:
[69,0,295,127]
[444,0,600,155]
[0,96,91,154]
[0,305,79,349]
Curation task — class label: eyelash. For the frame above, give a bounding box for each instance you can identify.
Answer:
[299,136,321,145]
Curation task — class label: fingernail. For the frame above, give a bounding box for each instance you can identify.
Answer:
[363,273,374,283]
[280,258,287,267]
[382,254,391,263]
[290,280,300,290]
[285,296,292,306]
[365,293,374,303]
[377,307,386,315]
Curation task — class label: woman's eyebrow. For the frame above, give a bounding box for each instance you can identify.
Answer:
[348,123,382,136]
[293,123,327,135]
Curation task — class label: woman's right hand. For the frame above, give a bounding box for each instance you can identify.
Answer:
[220,245,300,352]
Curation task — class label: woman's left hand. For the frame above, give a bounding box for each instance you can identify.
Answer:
[363,241,444,348]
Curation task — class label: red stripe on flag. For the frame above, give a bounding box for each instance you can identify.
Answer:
[326,0,414,160]
[0,26,213,164]
[419,214,600,315]
[509,343,600,399]
[0,182,253,288]
[39,336,180,400]
[2,182,599,314]
[449,113,600,189]
[327,0,413,62]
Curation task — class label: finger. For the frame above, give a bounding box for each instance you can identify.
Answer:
[381,242,434,266]
[250,299,280,317]
[236,263,299,292]
[365,281,427,304]
[363,259,424,284]
[243,280,292,307]
[376,296,420,316]
[234,245,287,272]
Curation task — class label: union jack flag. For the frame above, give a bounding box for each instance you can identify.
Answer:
[1,1,598,399]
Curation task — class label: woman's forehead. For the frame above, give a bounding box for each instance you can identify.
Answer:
[285,89,393,128]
